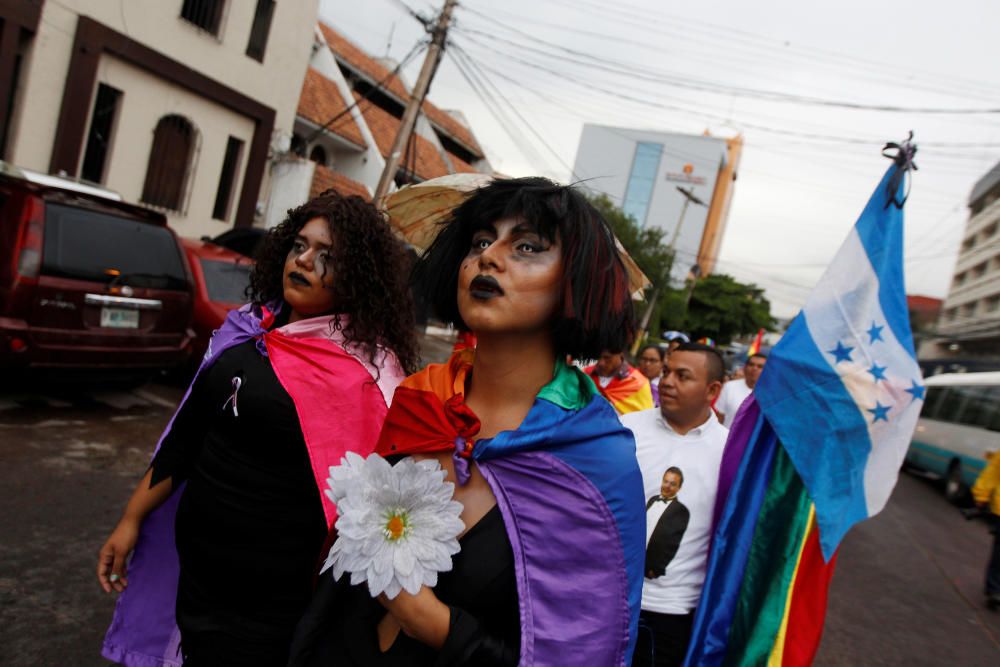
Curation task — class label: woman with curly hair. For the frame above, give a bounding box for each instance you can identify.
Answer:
[97,190,419,666]
[290,178,646,666]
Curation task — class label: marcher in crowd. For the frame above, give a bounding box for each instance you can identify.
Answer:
[623,342,728,667]
[587,347,654,415]
[97,191,419,666]
[715,353,767,427]
[289,177,646,666]
[972,452,1000,610]
[637,344,666,407]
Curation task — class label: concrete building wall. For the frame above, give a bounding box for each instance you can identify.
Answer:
[7,0,318,237]
[572,124,730,284]
[95,55,256,238]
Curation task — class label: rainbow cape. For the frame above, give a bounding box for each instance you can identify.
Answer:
[584,363,654,415]
[376,350,646,665]
[683,153,920,666]
[102,304,403,667]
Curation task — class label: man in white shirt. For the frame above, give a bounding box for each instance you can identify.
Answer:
[623,342,728,667]
[715,353,766,427]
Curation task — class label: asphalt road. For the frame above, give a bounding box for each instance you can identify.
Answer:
[0,358,997,665]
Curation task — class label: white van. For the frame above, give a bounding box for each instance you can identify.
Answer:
[905,371,1000,502]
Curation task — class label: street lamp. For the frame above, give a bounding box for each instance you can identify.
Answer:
[630,186,707,355]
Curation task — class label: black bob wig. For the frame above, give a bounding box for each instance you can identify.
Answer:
[412,177,636,360]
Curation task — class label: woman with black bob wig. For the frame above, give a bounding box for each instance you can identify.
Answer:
[290,178,646,666]
[98,190,419,666]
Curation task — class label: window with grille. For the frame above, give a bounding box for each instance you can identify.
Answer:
[246,0,275,62]
[180,0,225,35]
[141,115,196,212]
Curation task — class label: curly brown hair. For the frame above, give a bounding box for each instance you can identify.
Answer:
[248,189,420,374]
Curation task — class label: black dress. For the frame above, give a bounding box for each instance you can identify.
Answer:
[150,340,328,665]
[288,504,520,667]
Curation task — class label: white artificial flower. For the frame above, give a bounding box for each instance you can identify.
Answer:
[321,452,465,599]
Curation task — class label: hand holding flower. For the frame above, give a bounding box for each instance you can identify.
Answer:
[379,586,451,649]
[322,453,465,599]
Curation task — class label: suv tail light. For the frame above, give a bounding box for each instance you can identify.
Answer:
[15,195,44,280]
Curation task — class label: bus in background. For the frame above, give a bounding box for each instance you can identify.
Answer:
[905,372,1000,504]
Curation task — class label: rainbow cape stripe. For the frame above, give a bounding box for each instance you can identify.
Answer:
[584,363,654,415]
[684,398,835,666]
[376,351,646,665]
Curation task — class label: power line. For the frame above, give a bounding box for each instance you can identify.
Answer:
[453,20,1000,115]
[450,43,582,180]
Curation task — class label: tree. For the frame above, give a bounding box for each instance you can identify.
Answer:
[587,194,675,336]
[662,273,775,345]
[588,194,674,285]
[587,194,774,347]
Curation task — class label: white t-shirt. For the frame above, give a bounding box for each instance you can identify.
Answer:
[623,408,728,615]
[716,379,753,428]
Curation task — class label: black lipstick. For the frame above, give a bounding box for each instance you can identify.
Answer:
[288,271,310,287]
[469,275,503,299]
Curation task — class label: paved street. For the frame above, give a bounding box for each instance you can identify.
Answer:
[1,359,998,665]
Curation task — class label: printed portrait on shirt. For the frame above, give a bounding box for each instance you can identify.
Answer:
[645,466,691,579]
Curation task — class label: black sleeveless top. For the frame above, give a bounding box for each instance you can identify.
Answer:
[289,504,520,667]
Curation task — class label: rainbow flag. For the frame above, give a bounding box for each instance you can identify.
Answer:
[747,328,765,358]
[684,147,921,665]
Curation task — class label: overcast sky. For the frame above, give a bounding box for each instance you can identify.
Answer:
[318,0,1000,319]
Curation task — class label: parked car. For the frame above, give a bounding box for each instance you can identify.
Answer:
[208,227,266,259]
[180,237,252,362]
[0,162,194,376]
[904,371,1000,503]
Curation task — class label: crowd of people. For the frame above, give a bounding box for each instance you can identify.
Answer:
[95,178,777,667]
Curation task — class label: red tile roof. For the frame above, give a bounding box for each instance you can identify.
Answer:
[310,164,371,201]
[298,68,365,148]
[446,150,478,174]
[422,103,484,159]
[319,22,485,159]
[318,23,410,104]
[355,93,451,182]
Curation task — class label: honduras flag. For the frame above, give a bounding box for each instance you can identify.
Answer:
[754,146,923,561]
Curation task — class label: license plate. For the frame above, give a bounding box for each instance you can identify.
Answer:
[100,307,139,329]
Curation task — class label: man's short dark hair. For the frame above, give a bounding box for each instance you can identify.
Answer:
[748,353,768,362]
[664,466,684,485]
[412,177,636,359]
[673,342,725,383]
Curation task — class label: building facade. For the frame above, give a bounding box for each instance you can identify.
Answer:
[572,124,741,284]
[921,160,1000,366]
[0,0,319,238]
[264,22,492,226]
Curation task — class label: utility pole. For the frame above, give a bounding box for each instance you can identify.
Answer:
[373,0,458,203]
[630,186,707,356]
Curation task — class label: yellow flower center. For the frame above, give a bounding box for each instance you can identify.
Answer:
[385,514,407,541]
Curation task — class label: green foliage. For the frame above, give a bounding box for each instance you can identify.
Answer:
[587,193,774,346]
[587,194,674,286]
[677,273,775,345]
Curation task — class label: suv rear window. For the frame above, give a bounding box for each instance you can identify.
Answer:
[42,202,188,290]
[200,258,251,304]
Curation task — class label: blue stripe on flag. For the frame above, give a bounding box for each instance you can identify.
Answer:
[755,313,871,558]
[852,165,915,358]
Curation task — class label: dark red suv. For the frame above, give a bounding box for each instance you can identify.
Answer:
[0,163,195,374]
